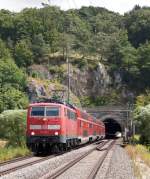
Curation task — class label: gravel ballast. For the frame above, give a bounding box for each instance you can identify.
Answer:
[53,142,112,179]
[1,140,135,179]
[96,142,135,179]
[1,143,98,179]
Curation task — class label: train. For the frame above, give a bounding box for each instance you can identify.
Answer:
[26,100,105,154]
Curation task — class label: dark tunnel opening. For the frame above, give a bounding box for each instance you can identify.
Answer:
[103,118,122,139]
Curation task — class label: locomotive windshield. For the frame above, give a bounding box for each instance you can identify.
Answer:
[30,106,59,117]
[46,107,59,116]
[31,107,45,116]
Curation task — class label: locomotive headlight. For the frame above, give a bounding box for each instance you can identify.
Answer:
[31,131,35,136]
[54,131,59,136]
[43,118,47,121]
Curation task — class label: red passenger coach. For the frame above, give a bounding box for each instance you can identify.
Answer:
[26,101,105,154]
[76,108,105,143]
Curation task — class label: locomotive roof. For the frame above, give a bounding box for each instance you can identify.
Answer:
[30,102,60,105]
[29,102,76,110]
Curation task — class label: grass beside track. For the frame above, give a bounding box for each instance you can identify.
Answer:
[126,144,150,179]
[0,146,31,162]
[126,144,150,167]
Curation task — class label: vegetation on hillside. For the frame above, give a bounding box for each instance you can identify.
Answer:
[0,5,150,145]
[134,92,150,144]
[0,6,150,95]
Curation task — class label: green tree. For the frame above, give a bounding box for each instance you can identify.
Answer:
[134,104,150,144]
[0,39,10,58]
[0,10,15,41]
[0,58,27,90]
[124,7,150,47]
[0,58,28,112]
[0,87,28,112]
[136,41,150,89]
[0,110,27,146]
[15,39,33,67]
[14,8,42,40]
[32,34,50,63]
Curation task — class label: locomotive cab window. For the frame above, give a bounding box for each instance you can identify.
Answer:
[46,107,59,117]
[67,110,76,120]
[70,111,76,120]
[31,107,45,116]
[89,124,93,128]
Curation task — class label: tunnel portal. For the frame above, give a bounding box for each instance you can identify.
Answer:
[103,118,122,138]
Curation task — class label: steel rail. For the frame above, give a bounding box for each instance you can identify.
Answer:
[87,140,116,179]
[0,140,104,177]
[43,140,109,179]
[0,155,55,177]
[0,155,33,167]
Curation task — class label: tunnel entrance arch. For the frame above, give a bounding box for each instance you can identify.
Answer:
[103,118,122,138]
[85,106,133,141]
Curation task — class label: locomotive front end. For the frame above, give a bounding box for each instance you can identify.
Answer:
[26,103,62,153]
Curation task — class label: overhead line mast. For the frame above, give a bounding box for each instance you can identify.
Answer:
[66,46,70,103]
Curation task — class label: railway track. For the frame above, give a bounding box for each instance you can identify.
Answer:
[0,155,33,167]
[87,140,116,179]
[39,140,115,179]
[0,154,56,177]
[0,140,104,177]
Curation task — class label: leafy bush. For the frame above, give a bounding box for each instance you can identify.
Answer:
[49,65,66,82]
[0,110,27,146]
[14,39,34,67]
[134,104,150,145]
[0,87,29,112]
[0,58,28,112]
[80,89,122,107]
[80,96,109,107]
[0,58,27,90]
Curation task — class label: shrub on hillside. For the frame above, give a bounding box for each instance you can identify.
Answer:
[134,104,150,145]
[0,110,27,146]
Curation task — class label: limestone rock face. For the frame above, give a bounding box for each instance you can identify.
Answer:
[61,62,112,97]
[27,78,81,106]
[27,79,47,102]
[27,65,51,79]
[26,61,134,104]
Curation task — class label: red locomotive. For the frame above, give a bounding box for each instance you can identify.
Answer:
[26,101,105,154]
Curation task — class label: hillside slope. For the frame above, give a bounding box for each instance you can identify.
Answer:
[0,5,150,111]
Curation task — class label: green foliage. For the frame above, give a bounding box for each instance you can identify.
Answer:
[15,39,33,67]
[1,6,150,109]
[0,39,10,58]
[0,10,15,41]
[0,58,28,112]
[0,58,27,90]
[0,110,27,146]
[134,104,150,145]
[134,91,150,144]
[48,65,66,82]
[124,7,150,47]
[32,34,50,63]
[136,41,150,89]
[80,96,109,107]
[0,146,30,162]
[49,65,66,74]
[0,87,28,112]
[135,90,150,107]
[80,90,121,107]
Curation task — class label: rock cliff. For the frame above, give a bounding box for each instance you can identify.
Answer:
[27,57,134,105]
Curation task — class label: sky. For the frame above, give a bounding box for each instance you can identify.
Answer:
[0,0,150,14]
